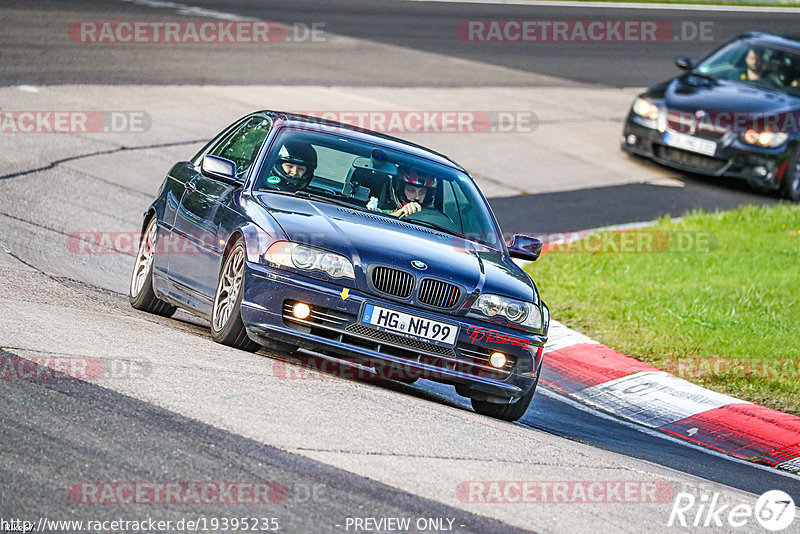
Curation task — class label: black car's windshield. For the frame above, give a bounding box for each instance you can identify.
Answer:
[696,39,800,95]
[254,128,502,249]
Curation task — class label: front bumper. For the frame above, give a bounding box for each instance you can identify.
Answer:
[240,262,545,402]
[622,116,793,190]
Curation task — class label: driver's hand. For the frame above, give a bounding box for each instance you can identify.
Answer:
[392,202,422,218]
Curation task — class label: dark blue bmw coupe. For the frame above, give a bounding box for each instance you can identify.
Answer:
[130,111,549,421]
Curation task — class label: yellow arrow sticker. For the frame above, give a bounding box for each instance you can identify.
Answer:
[341,288,349,300]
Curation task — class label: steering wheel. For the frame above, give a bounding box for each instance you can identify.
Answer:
[405,207,455,229]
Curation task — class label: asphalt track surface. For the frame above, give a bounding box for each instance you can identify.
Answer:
[2,1,800,532]
[4,0,800,87]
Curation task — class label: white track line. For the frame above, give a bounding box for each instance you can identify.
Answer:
[537,386,800,483]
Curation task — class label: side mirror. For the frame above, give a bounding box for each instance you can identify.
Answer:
[201,155,241,185]
[674,57,693,70]
[508,234,542,262]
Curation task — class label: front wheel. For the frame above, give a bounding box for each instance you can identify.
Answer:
[211,238,261,352]
[781,147,800,202]
[129,217,176,317]
[471,386,536,422]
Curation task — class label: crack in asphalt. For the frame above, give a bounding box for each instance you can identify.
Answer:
[0,210,136,258]
[290,446,615,468]
[0,139,205,181]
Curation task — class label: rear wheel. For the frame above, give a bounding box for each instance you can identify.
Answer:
[211,238,261,352]
[129,217,176,317]
[781,147,800,202]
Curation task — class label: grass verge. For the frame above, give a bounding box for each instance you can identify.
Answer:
[526,203,800,416]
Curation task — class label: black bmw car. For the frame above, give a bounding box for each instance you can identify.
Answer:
[622,32,800,200]
[130,111,549,421]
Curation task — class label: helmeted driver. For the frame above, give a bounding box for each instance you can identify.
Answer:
[264,140,317,192]
[384,165,438,217]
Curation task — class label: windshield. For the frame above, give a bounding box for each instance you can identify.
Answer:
[696,39,800,95]
[254,128,503,249]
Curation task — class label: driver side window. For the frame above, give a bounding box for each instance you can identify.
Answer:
[211,116,272,179]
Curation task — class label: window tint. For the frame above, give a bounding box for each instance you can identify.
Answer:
[211,116,272,178]
[253,128,502,249]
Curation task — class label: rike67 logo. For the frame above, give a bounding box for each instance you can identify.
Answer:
[668,490,796,531]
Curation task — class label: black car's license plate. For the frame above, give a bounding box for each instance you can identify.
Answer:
[360,303,458,347]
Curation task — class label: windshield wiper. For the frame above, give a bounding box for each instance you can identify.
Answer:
[399,217,465,239]
[293,190,371,211]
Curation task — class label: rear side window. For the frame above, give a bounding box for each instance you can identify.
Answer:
[211,116,272,178]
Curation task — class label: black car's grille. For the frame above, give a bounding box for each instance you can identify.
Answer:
[418,278,460,308]
[281,301,517,379]
[371,266,414,298]
[345,323,455,357]
[657,146,728,175]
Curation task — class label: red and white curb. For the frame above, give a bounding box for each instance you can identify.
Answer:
[539,319,800,474]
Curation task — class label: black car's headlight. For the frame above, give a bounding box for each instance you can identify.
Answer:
[471,293,542,331]
[632,97,659,121]
[742,129,788,148]
[263,241,355,279]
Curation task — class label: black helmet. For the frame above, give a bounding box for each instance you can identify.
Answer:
[392,165,438,208]
[267,141,317,191]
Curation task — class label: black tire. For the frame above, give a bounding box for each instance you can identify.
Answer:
[781,147,800,202]
[129,217,176,317]
[470,362,541,422]
[211,237,262,352]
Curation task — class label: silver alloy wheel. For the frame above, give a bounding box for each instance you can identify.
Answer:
[213,246,245,332]
[130,220,157,298]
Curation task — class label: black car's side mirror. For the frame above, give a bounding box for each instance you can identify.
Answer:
[201,155,241,185]
[674,57,694,70]
[508,234,542,261]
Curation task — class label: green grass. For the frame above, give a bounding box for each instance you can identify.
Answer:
[526,203,800,416]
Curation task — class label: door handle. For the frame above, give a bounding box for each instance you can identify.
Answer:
[185,181,197,191]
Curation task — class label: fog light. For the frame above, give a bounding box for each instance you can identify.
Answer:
[292,302,311,319]
[754,166,768,177]
[489,352,507,369]
[626,134,637,145]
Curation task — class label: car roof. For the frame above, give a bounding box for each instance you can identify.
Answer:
[255,110,467,173]
[738,31,800,52]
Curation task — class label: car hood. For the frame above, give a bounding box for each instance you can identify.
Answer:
[657,73,799,114]
[254,193,535,306]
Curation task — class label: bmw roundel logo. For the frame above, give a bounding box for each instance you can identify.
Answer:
[411,260,427,270]
[695,110,706,119]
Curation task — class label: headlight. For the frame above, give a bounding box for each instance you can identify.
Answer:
[742,129,788,148]
[263,241,355,279]
[632,97,659,121]
[471,294,542,330]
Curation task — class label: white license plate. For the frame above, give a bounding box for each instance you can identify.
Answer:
[663,131,717,157]
[360,304,458,347]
